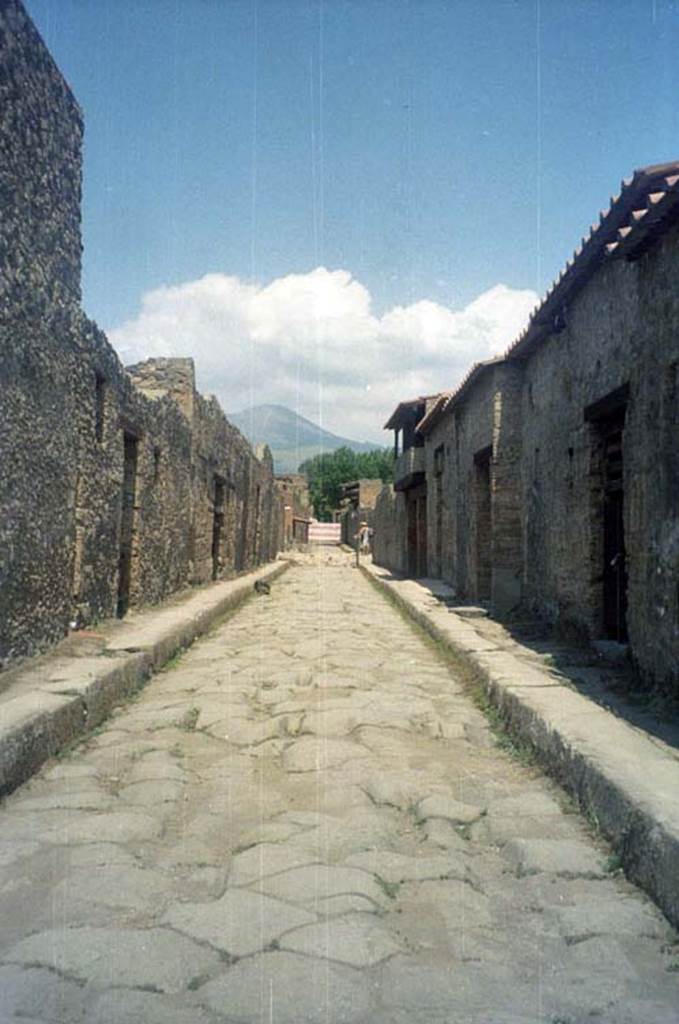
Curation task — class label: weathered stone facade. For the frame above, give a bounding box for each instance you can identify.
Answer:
[372,486,408,574]
[276,474,313,546]
[337,479,383,547]
[420,359,524,612]
[377,163,679,696]
[0,0,282,669]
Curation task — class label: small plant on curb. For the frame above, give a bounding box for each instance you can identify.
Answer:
[604,853,623,875]
[162,650,185,672]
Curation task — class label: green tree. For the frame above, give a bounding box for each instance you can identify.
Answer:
[299,447,394,522]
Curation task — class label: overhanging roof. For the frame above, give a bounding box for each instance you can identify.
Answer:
[505,160,679,361]
[383,394,438,430]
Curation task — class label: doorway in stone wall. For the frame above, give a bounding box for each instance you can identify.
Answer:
[601,410,628,641]
[406,485,427,577]
[212,476,226,581]
[117,433,139,618]
[434,445,444,578]
[474,446,492,602]
[586,386,629,643]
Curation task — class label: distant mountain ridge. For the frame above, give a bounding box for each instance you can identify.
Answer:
[228,404,379,474]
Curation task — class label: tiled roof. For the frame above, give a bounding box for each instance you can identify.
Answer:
[505,160,679,360]
[417,358,504,436]
[383,394,439,430]
[398,160,679,440]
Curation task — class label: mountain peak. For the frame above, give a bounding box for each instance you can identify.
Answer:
[228,404,379,474]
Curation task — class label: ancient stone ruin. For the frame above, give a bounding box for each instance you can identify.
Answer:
[376,163,679,698]
[0,0,282,669]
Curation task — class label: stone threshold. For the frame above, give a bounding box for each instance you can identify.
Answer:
[363,560,679,932]
[0,560,290,798]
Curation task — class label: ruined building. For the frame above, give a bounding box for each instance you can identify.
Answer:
[0,0,282,669]
[375,162,679,697]
[337,479,383,548]
[276,474,314,546]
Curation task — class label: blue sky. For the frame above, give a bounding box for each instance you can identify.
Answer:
[26,0,679,440]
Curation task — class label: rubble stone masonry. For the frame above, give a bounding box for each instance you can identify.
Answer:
[0,0,282,669]
[377,166,679,697]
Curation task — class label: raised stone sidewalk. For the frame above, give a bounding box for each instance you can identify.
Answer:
[364,560,679,931]
[0,560,289,797]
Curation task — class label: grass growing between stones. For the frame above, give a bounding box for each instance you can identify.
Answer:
[179,707,200,732]
[375,876,401,900]
[360,566,539,769]
[161,650,185,673]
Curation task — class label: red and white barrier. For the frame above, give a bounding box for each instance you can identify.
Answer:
[308,521,341,545]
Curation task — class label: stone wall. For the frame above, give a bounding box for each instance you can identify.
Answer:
[421,362,523,611]
[0,1,282,669]
[0,0,82,314]
[371,486,407,574]
[380,192,679,695]
[276,474,313,547]
[518,220,679,693]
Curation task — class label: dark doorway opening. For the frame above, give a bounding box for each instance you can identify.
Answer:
[212,476,226,580]
[434,445,444,578]
[406,485,427,577]
[601,410,628,641]
[117,433,139,618]
[474,446,492,601]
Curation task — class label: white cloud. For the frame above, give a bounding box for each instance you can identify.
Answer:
[108,267,537,443]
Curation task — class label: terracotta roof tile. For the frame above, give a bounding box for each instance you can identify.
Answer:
[505,160,679,360]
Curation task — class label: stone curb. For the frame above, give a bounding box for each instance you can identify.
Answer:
[362,560,679,930]
[0,560,290,797]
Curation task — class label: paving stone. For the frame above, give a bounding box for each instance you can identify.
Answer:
[314,893,379,915]
[362,771,424,810]
[344,849,467,885]
[415,794,484,824]
[164,888,316,957]
[228,842,319,887]
[126,755,187,784]
[52,863,172,910]
[196,951,373,1023]
[470,812,579,844]
[1,557,677,1023]
[41,762,101,782]
[4,927,220,993]
[119,780,186,805]
[280,913,401,966]
[552,897,673,942]
[0,963,86,1022]
[236,821,304,846]
[486,791,565,818]
[0,839,41,869]
[255,864,385,905]
[282,737,371,773]
[422,817,469,850]
[7,789,115,812]
[3,809,161,845]
[375,956,536,1021]
[288,810,400,859]
[503,838,607,878]
[88,989,214,1024]
[414,878,494,929]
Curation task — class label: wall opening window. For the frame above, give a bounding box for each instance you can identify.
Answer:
[94,373,106,443]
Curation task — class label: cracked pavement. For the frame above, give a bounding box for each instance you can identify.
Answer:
[0,550,677,1023]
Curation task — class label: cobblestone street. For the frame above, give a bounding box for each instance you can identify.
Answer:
[0,551,677,1023]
